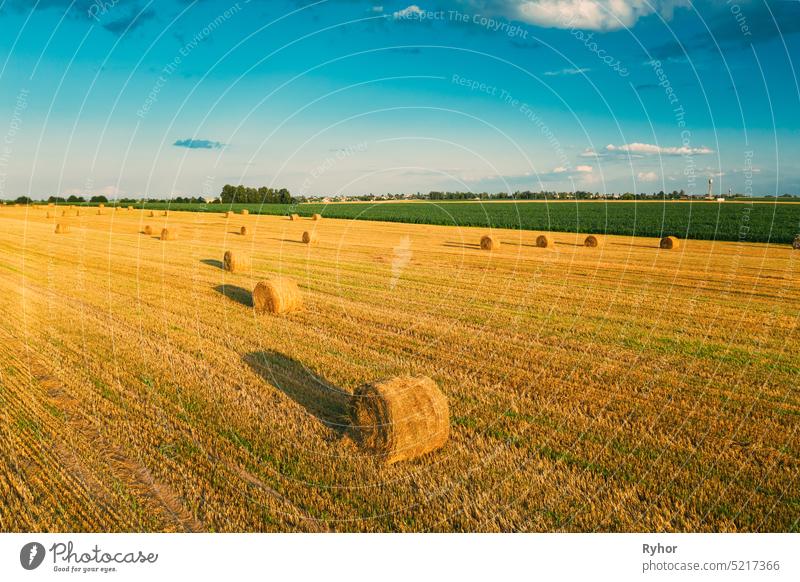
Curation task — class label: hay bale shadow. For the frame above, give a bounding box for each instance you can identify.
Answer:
[214,284,253,307]
[443,241,481,249]
[201,259,224,269]
[611,242,656,249]
[244,351,351,437]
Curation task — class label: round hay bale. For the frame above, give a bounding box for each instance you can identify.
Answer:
[312,213,322,221]
[302,230,318,244]
[61,210,68,217]
[241,209,249,215]
[127,206,133,211]
[793,235,800,250]
[162,211,168,217]
[97,209,104,215]
[160,228,177,241]
[55,223,70,234]
[350,376,449,464]
[148,210,155,217]
[253,278,302,315]
[223,250,248,273]
[536,234,552,248]
[240,225,248,236]
[480,235,498,250]
[660,236,680,250]
[224,211,232,218]
[75,209,81,216]
[584,235,603,248]
[290,213,299,221]
[99,203,104,209]
[143,225,153,235]
[46,211,52,219]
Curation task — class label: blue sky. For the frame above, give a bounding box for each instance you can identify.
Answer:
[0,0,798,198]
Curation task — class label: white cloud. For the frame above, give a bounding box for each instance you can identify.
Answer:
[637,171,658,182]
[393,5,423,19]
[605,142,714,156]
[370,5,384,13]
[575,164,593,173]
[544,67,590,76]
[472,1,689,32]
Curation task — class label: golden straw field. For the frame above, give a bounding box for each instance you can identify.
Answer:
[0,205,797,532]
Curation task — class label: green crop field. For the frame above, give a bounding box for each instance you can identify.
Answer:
[50,200,800,244]
[291,201,800,243]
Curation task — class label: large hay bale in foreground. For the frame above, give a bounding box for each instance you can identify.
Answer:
[143,225,153,235]
[55,223,70,234]
[793,235,800,250]
[302,230,317,244]
[312,213,322,221]
[584,235,603,248]
[536,234,552,248]
[253,278,302,315]
[480,235,498,250]
[350,376,449,464]
[223,250,248,273]
[160,228,177,241]
[660,236,680,250]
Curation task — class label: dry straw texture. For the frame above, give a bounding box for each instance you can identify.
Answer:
[312,213,322,221]
[143,225,153,235]
[54,223,70,234]
[160,228,177,241]
[253,278,302,315]
[302,231,318,244]
[584,235,603,248]
[223,250,247,273]
[536,234,552,248]
[350,376,450,465]
[660,236,680,250]
[480,235,498,250]
[240,226,248,236]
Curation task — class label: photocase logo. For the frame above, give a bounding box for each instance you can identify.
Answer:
[20,542,46,570]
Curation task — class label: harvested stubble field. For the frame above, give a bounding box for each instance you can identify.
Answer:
[0,206,797,532]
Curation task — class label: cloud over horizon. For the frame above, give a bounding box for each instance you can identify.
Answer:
[173,139,224,150]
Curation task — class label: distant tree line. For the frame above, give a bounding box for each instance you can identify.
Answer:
[220,184,292,204]
[427,189,689,201]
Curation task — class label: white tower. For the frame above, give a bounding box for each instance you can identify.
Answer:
[707,177,713,198]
